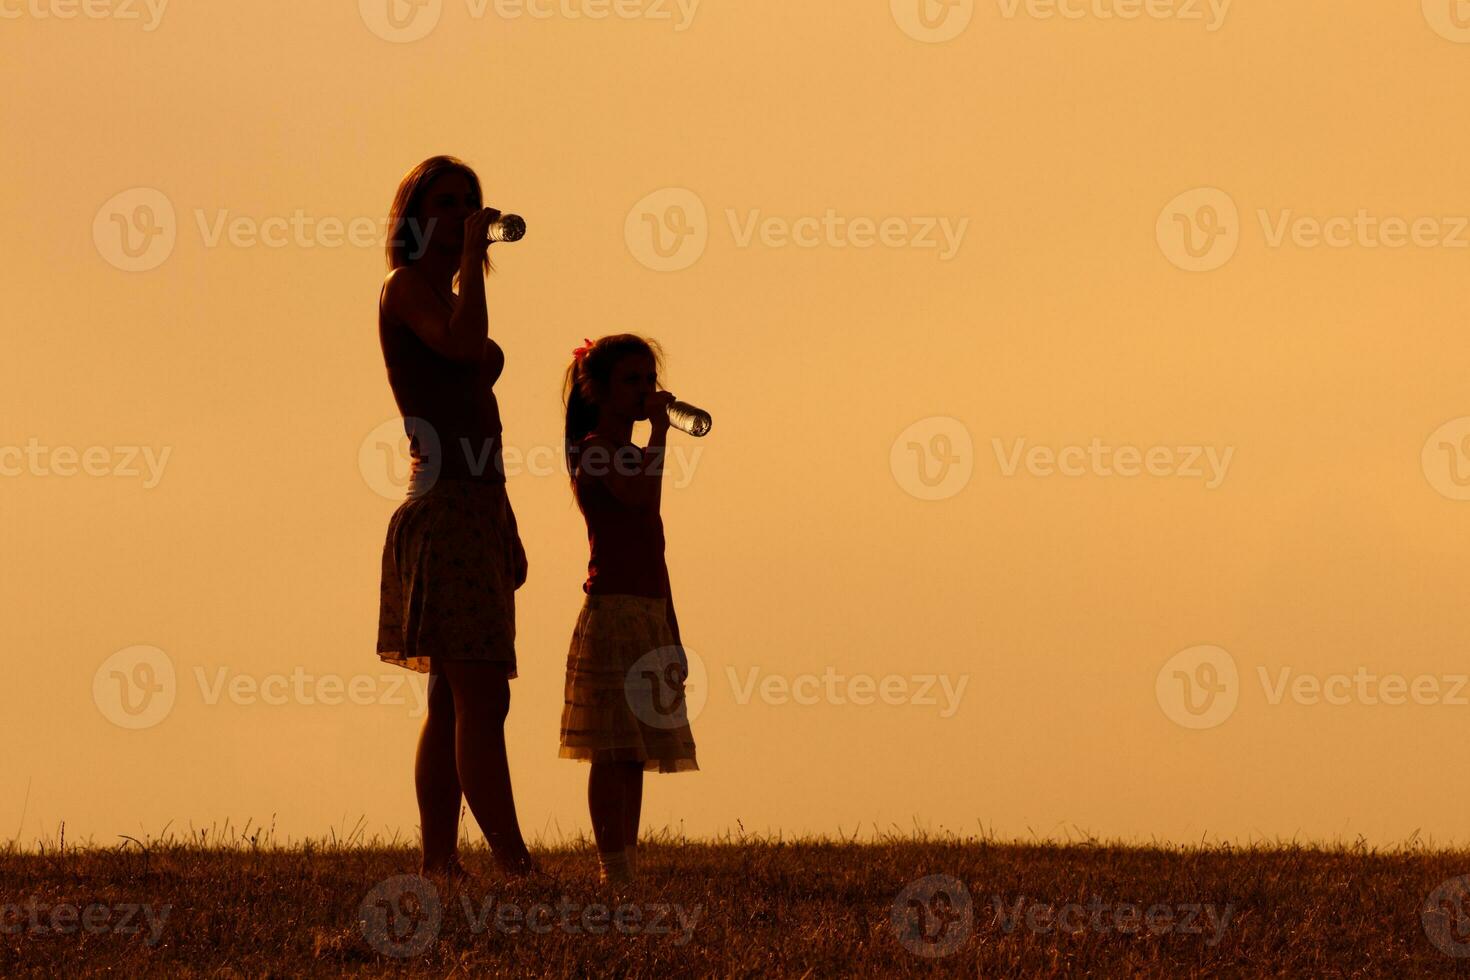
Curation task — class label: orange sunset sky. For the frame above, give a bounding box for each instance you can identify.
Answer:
[4,0,1470,848]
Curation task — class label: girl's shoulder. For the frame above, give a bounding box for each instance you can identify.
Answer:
[572,434,610,481]
[578,433,636,453]
[573,435,640,496]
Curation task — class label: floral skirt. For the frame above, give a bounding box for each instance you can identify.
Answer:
[559,593,699,773]
[376,477,520,676]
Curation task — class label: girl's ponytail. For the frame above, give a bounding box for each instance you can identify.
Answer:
[561,333,666,491]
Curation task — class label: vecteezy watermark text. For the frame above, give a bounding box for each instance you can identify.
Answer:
[726,667,969,718]
[0,0,169,30]
[358,875,700,958]
[93,187,445,272]
[890,874,1233,958]
[1,897,171,945]
[1157,644,1470,731]
[624,188,969,272]
[1159,187,1470,272]
[0,439,171,487]
[93,645,432,730]
[992,437,1233,489]
[889,418,1235,501]
[358,417,707,501]
[988,894,1234,946]
[359,0,701,43]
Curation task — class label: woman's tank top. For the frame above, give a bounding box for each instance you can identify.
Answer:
[574,435,669,598]
[378,274,507,483]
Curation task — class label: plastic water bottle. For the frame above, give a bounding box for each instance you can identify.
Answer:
[488,214,526,243]
[665,399,712,437]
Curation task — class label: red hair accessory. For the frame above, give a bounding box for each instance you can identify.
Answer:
[572,337,594,364]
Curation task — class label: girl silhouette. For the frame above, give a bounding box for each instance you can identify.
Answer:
[558,334,699,886]
[375,155,535,879]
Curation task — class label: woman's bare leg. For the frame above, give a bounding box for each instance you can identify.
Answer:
[441,660,534,873]
[415,666,461,873]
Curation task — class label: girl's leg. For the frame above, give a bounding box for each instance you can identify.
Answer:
[588,761,639,883]
[415,665,461,873]
[441,660,534,874]
[622,764,644,875]
[587,761,627,855]
[622,764,643,851]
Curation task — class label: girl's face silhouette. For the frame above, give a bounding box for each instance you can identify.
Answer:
[416,171,480,256]
[597,352,659,422]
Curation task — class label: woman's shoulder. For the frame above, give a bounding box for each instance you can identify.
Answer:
[380,265,442,319]
[379,266,414,324]
[381,264,412,298]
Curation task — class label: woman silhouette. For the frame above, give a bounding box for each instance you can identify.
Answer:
[375,155,535,879]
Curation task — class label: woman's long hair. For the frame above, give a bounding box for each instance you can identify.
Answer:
[562,334,666,491]
[385,155,494,286]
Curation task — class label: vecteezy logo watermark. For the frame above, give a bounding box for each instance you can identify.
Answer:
[1423,417,1470,501]
[891,875,974,957]
[93,646,178,730]
[626,645,708,728]
[1160,187,1470,272]
[890,416,975,502]
[93,188,178,273]
[890,421,1233,500]
[890,0,1231,42]
[357,875,701,956]
[891,0,976,43]
[358,416,707,500]
[625,188,709,272]
[1256,667,1470,708]
[624,188,969,271]
[726,667,969,718]
[1423,876,1470,958]
[456,893,701,944]
[1157,647,1470,730]
[1157,187,1240,272]
[0,439,172,487]
[992,438,1233,488]
[988,894,1233,946]
[892,874,1234,958]
[1423,0,1470,43]
[358,0,700,43]
[0,897,172,945]
[994,0,1231,31]
[93,188,443,273]
[358,0,444,42]
[359,875,443,958]
[92,646,433,730]
[359,417,441,500]
[1155,645,1239,730]
[0,0,169,30]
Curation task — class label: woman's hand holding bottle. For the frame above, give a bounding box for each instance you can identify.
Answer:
[461,207,502,261]
[645,391,677,434]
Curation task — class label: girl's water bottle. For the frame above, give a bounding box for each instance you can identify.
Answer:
[665,399,712,437]
[488,214,526,243]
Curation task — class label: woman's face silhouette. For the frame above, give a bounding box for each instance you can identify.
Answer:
[596,352,659,423]
[416,170,480,257]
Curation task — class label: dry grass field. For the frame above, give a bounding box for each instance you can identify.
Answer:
[4,822,1470,976]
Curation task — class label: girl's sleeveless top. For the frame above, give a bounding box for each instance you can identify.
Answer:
[573,436,669,598]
